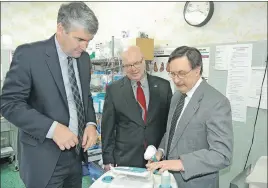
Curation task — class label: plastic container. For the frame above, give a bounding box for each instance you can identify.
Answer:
[90,71,103,92]
[91,71,101,86]
[113,74,124,81]
[161,171,171,188]
[92,96,100,113]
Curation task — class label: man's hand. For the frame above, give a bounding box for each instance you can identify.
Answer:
[146,159,184,173]
[104,164,114,172]
[147,150,163,164]
[82,125,97,152]
[53,123,78,150]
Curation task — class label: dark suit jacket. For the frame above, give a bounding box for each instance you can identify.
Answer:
[101,75,172,168]
[0,35,96,188]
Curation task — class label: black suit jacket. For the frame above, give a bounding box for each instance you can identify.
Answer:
[101,75,172,168]
[0,35,96,188]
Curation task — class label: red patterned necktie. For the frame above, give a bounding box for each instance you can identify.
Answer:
[137,81,148,150]
[137,81,147,122]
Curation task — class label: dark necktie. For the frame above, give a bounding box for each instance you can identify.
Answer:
[67,57,85,155]
[166,93,187,159]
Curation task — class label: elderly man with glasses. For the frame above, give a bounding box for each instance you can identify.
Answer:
[101,46,172,170]
[146,46,233,188]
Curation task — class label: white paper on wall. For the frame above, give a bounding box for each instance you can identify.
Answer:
[247,67,267,109]
[197,47,210,81]
[215,45,230,70]
[226,44,253,123]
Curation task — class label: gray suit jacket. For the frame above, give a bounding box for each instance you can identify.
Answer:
[159,79,233,188]
[0,35,96,188]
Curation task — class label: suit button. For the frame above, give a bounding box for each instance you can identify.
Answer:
[144,126,146,129]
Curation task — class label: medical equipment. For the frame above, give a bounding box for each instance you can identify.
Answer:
[144,145,159,162]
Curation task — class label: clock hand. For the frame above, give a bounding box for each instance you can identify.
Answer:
[187,9,197,13]
[197,9,204,14]
[187,9,205,15]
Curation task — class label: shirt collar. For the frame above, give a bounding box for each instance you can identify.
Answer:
[54,35,68,60]
[131,74,148,87]
[186,77,203,98]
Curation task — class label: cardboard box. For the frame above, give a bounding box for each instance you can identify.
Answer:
[136,38,154,61]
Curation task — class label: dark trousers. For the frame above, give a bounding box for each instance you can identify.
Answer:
[45,148,82,188]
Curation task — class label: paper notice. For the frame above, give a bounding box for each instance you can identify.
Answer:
[248,67,267,109]
[197,47,210,81]
[226,44,253,122]
[215,45,230,70]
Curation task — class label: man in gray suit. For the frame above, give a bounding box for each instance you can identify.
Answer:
[146,46,233,188]
[0,2,98,188]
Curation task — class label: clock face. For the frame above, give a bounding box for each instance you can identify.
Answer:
[184,2,213,26]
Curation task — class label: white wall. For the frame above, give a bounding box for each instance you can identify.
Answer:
[1,2,267,48]
[1,2,267,188]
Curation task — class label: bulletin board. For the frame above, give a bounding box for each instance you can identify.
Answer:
[196,40,267,186]
[199,40,267,113]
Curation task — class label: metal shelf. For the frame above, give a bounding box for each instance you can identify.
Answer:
[91,59,110,66]
[91,36,122,70]
[92,58,122,65]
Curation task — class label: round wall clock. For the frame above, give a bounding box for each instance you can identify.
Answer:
[183,1,214,27]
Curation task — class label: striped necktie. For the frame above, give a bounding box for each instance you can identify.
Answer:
[67,57,85,155]
[166,93,187,159]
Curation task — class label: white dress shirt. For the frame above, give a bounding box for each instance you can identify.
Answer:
[46,36,95,138]
[158,77,203,155]
[131,74,150,109]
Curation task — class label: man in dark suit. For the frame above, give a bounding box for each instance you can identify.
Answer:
[101,46,173,171]
[0,2,99,188]
[146,46,233,188]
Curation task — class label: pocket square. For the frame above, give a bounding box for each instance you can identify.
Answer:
[154,85,158,87]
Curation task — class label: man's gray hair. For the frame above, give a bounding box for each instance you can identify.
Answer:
[57,2,99,35]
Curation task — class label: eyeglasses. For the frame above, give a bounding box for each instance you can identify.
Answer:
[122,58,143,70]
[168,69,192,79]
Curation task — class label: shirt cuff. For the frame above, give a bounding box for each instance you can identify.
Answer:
[86,122,97,128]
[46,121,58,139]
[158,148,165,159]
